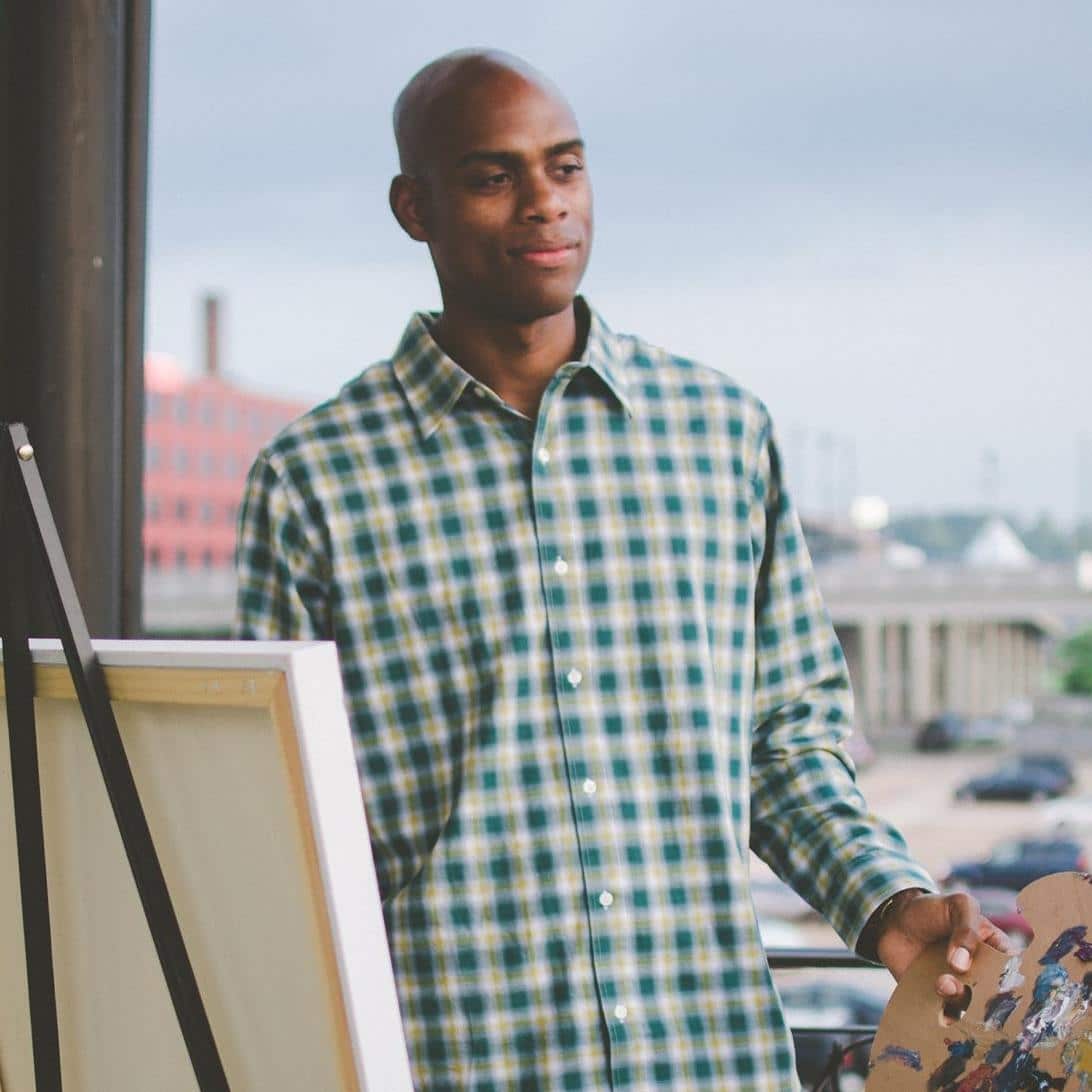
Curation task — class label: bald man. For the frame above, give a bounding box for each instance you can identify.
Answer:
[237,50,1005,1091]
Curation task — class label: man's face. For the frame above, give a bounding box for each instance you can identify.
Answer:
[412,70,593,323]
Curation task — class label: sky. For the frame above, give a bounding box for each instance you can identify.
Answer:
[145,1,1092,523]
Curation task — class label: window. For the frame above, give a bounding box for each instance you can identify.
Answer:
[176,547,187,569]
[174,396,189,424]
[200,500,214,523]
[147,496,160,522]
[147,444,161,470]
[149,546,161,569]
[202,548,214,568]
[176,498,189,521]
[175,448,189,473]
[200,401,217,427]
[145,391,162,419]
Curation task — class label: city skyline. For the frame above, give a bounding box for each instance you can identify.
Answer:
[145,2,1092,521]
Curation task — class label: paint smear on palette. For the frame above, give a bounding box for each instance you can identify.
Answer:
[874,1044,922,1070]
[1040,925,1090,965]
[925,1038,976,1090]
[1063,1032,1092,1089]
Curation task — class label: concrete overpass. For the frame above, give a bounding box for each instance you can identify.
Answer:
[819,560,1092,737]
[145,560,1092,738]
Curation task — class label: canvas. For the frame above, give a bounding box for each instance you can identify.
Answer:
[0,639,413,1092]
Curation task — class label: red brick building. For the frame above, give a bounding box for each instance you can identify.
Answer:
[143,351,309,573]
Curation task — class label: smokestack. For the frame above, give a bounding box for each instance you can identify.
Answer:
[202,293,221,378]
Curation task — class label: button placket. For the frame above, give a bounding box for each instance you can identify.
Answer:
[531,414,631,1056]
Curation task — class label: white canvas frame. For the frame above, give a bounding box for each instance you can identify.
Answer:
[0,639,413,1092]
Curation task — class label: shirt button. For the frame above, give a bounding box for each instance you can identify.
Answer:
[582,778,597,795]
[473,385,487,399]
[566,668,583,688]
[614,1004,628,1022]
[598,890,614,908]
[554,557,569,575]
[537,447,551,466]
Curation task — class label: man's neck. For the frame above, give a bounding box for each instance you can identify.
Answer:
[431,302,585,418]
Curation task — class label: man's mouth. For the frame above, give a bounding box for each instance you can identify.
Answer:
[509,242,579,268]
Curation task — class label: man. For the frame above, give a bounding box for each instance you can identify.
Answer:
[236,49,1004,1091]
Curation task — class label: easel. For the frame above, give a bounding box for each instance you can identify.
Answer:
[1,422,230,1091]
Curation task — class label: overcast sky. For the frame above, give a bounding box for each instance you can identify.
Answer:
[145,1,1092,522]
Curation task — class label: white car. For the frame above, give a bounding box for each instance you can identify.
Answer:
[1043,792,1092,833]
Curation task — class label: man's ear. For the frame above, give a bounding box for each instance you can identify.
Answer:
[389,174,431,242]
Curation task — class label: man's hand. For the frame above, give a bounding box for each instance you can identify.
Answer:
[874,889,1012,1000]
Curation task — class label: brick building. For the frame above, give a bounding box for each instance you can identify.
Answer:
[143,299,309,576]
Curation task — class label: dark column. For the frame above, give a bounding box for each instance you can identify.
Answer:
[1,0,150,636]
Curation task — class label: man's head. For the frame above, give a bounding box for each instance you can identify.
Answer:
[389,50,592,325]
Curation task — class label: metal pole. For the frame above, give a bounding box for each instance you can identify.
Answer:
[122,0,151,636]
[2,0,149,637]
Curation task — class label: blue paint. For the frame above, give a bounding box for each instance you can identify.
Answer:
[926,1038,976,1091]
[875,1043,922,1071]
[984,989,1021,1031]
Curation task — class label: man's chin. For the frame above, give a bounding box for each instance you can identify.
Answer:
[495,285,582,326]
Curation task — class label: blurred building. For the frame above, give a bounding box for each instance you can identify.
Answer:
[142,296,309,631]
[143,354,306,571]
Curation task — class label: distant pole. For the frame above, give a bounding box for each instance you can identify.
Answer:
[817,431,837,519]
[787,425,808,515]
[980,448,1000,517]
[842,437,858,515]
[1078,431,1092,525]
[202,294,223,379]
[1,0,151,637]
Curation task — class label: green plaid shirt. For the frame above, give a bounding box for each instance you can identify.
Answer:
[235,300,933,1091]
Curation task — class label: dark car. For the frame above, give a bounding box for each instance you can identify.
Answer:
[1017,752,1076,792]
[915,713,967,752]
[915,712,1010,752]
[944,836,1088,891]
[780,980,887,1090]
[955,758,1071,802]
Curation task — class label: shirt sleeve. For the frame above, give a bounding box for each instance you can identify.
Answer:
[234,450,332,640]
[746,409,936,955]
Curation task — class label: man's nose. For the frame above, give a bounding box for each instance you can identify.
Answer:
[519,172,568,222]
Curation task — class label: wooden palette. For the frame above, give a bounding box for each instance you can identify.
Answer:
[867,872,1092,1090]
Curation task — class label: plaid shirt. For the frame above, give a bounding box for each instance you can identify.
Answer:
[235,301,934,1091]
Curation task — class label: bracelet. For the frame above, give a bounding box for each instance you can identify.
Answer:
[858,888,924,962]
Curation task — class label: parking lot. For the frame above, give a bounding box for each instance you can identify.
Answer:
[762,746,1092,950]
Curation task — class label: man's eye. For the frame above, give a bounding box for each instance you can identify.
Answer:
[472,172,511,189]
[555,160,585,178]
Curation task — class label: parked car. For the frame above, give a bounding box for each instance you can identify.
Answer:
[944,836,1088,891]
[780,980,887,1090]
[955,756,1072,802]
[1016,752,1076,792]
[916,713,967,752]
[1044,792,1092,833]
[916,712,1011,752]
[957,885,1033,948]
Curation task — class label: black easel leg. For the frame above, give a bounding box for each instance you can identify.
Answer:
[2,445,65,1092]
[4,424,230,1091]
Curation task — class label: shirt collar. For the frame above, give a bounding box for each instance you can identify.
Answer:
[391,297,633,441]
